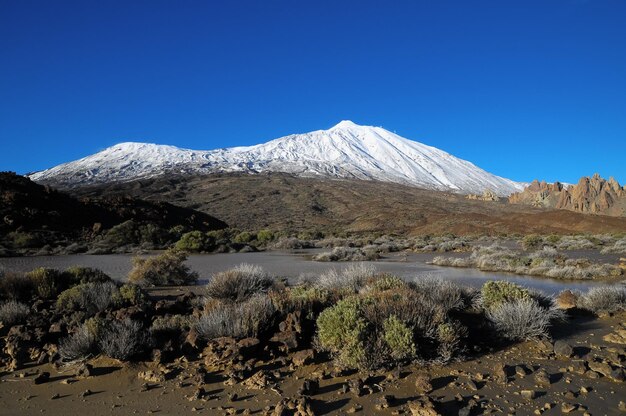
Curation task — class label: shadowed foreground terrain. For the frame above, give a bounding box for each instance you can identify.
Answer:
[73,173,626,236]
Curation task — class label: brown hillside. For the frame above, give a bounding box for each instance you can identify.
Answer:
[71,173,626,236]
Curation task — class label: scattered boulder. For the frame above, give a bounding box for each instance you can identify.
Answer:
[291,349,315,367]
[138,370,165,383]
[76,363,93,378]
[587,360,613,377]
[553,341,574,358]
[414,372,433,394]
[533,368,551,386]
[408,396,441,416]
[604,328,626,345]
[33,372,50,385]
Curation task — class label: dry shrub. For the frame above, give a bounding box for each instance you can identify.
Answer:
[206,264,273,303]
[128,249,198,286]
[58,324,96,361]
[0,272,35,301]
[313,247,380,262]
[98,319,150,361]
[316,263,377,292]
[56,281,122,316]
[578,286,626,314]
[0,300,30,325]
[487,299,564,341]
[196,294,276,340]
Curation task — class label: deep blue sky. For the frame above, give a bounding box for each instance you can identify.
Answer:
[1,0,625,184]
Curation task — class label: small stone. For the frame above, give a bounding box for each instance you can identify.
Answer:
[516,366,529,377]
[534,369,551,386]
[609,368,625,382]
[50,393,60,400]
[618,401,626,412]
[466,379,479,391]
[80,389,93,398]
[76,363,93,378]
[34,372,50,385]
[291,349,315,367]
[561,403,576,413]
[521,390,536,400]
[554,341,574,358]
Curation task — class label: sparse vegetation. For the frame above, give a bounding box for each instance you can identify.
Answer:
[578,286,626,314]
[196,294,276,340]
[128,249,198,286]
[487,299,563,341]
[315,263,377,292]
[58,324,96,361]
[0,300,30,325]
[313,246,380,262]
[205,264,273,302]
[433,244,623,280]
[56,281,122,316]
[98,319,150,360]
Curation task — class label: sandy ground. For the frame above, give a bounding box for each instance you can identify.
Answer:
[2,311,625,416]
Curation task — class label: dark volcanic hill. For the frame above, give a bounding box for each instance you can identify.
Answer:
[0,172,226,254]
[71,172,626,236]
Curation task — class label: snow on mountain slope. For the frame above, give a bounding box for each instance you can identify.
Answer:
[29,121,525,196]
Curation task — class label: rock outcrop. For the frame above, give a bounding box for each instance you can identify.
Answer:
[509,174,626,216]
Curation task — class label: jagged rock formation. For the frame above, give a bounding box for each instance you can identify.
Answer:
[509,174,626,216]
[465,190,500,202]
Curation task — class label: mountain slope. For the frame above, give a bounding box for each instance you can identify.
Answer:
[73,172,626,236]
[0,172,227,255]
[30,120,525,195]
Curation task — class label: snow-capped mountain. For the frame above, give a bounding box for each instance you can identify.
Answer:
[29,120,525,196]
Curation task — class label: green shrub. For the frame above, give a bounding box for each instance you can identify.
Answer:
[256,229,275,244]
[233,231,255,244]
[383,315,416,360]
[63,266,111,286]
[546,235,561,245]
[26,268,61,299]
[128,249,198,286]
[119,283,147,306]
[481,281,531,310]
[151,314,192,335]
[10,231,42,248]
[522,234,543,250]
[102,220,141,246]
[366,274,406,292]
[316,297,368,368]
[174,231,215,252]
[56,282,122,315]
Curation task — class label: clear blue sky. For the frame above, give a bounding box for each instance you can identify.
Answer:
[1,0,625,184]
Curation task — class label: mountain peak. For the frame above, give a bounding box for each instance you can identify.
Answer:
[330,120,362,130]
[29,123,526,196]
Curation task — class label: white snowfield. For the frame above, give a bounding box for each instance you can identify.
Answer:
[29,120,525,196]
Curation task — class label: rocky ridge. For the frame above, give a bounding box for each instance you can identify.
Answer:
[509,174,626,217]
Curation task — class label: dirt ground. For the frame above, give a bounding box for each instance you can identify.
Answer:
[1,310,625,416]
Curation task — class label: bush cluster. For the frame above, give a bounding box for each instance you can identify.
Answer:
[433,244,622,280]
[129,249,198,286]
